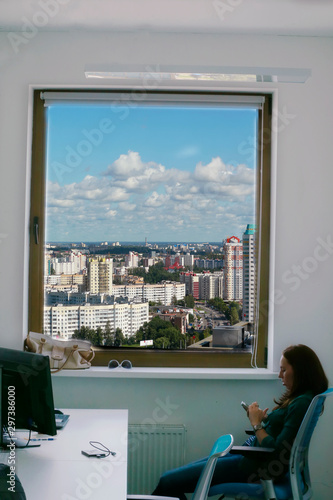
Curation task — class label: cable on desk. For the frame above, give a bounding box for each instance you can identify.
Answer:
[89,440,116,457]
[2,426,40,449]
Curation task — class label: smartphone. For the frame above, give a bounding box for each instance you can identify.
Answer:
[241,401,249,412]
[81,449,108,458]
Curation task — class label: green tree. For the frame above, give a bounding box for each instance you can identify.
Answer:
[135,316,183,349]
[72,326,91,341]
[130,262,180,284]
[104,321,113,345]
[230,306,240,325]
[124,335,136,346]
[208,297,229,317]
[89,326,104,345]
[158,325,182,348]
[154,336,170,349]
[203,328,211,338]
[104,335,114,347]
[72,326,98,345]
[135,321,149,343]
[184,295,195,308]
[229,301,242,323]
[114,328,124,347]
[189,332,198,344]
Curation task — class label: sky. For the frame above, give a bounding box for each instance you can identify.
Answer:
[45,101,258,243]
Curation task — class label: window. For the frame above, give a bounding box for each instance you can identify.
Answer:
[29,89,273,368]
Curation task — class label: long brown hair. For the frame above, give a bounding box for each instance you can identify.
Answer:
[275,344,329,408]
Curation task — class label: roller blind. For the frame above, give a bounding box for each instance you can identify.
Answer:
[40,91,265,109]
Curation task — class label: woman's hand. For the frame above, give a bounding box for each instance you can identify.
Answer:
[247,401,269,426]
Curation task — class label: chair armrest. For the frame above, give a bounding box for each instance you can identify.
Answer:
[230,446,275,460]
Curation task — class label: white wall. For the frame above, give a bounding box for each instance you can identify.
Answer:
[1,30,333,497]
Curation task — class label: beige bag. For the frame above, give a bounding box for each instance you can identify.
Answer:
[25,331,95,372]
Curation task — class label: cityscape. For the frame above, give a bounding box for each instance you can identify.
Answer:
[43,224,256,350]
[44,103,259,349]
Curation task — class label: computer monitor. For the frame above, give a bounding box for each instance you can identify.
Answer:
[0,347,57,448]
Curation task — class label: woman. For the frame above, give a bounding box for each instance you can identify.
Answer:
[152,344,328,500]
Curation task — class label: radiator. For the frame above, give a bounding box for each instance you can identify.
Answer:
[127,424,186,495]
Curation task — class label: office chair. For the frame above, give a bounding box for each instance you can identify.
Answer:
[0,464,26,500]
[129,389,333,500]
[208,388,333,499]
[127,434,234,500]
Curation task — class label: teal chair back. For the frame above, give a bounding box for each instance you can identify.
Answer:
[192,434,234,500]
[288,388,333,499]
[127,435,234,500]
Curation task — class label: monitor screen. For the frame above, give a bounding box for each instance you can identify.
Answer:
[0,347,56,442]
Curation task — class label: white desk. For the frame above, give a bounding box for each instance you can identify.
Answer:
[3,409,128,500]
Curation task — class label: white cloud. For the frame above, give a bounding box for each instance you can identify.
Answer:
[104,187,130,202]
[104,150,166,182]
[118,201,136,212]
[47,199,75,208]
[103,152,191,196]
[103,151,145,178]
[194,157,230,182]
[47,150,255,241]
[144,191,169,208]
[106,210,117,218]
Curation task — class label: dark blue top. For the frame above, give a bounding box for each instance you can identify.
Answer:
[240,391,313,480]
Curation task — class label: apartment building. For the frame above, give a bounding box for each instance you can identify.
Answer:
[223,237,243,301]
[125,252,139,268]
[112,281,185,305]
[199,272,223,300]
[88,257,113,294]
[179,272,199,298]
[242,224,256,323]
[180,271,223,300]
[44,300,149,338]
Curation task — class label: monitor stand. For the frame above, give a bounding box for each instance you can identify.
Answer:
[1,433,40,449]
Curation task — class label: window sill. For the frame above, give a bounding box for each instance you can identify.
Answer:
[52,366,278,380]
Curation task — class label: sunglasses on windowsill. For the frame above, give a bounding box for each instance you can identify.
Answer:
[108,359,132,369]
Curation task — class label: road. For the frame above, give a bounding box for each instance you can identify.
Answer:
[193,302,229,330]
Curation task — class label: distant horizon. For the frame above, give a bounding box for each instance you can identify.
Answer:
[46,240,227,246]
